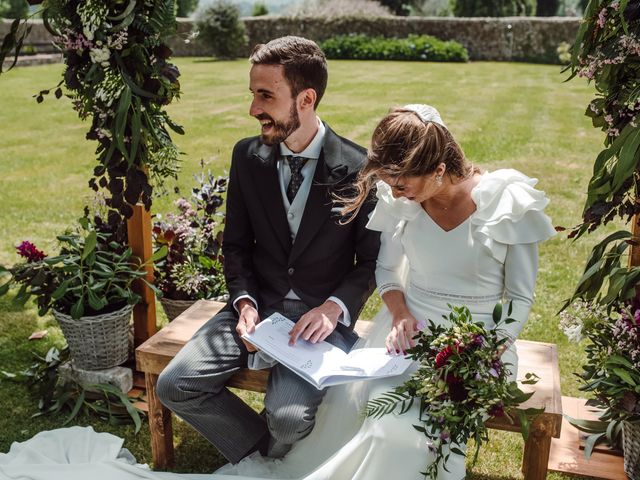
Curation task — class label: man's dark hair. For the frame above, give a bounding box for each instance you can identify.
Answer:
[250,36,328,109]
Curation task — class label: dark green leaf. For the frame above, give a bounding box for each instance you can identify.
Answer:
[611,367,636,386]
[63,390,86,425]
[70,298,84,319]
[51,280,70,301]
[82,231,97,260]
[492,302,502,324]
[583,432,605,459]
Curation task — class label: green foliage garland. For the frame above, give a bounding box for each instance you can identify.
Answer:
[566,0,640,307]
[1,0,184,219]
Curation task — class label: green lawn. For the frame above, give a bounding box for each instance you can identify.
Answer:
[0,58,604,478]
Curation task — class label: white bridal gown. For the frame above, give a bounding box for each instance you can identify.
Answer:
[0,170,555,480]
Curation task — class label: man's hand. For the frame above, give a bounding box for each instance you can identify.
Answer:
[288,300,342,346]
[235,299,260,352]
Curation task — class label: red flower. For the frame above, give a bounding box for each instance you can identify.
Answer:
[434,343,462,369]
[435,346,454,369]
[489,402,505,417]
[445,374,468,402]
[16,241,46,262]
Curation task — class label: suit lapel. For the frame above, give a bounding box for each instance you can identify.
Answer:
[289,126,349,263]
[250,142,291,253]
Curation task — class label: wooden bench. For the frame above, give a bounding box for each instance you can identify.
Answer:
[136,300,562,479]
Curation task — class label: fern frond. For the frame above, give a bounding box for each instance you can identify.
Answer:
[365,391,414,419]
[148,0,177,37]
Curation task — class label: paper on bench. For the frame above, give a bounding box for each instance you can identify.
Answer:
[242,313,413,390]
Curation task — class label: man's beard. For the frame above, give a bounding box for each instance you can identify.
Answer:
[258,102,300,146]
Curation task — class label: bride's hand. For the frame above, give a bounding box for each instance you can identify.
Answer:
[386,313,419,355]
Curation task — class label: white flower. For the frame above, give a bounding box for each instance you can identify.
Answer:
[563,324,584,343]
[83,27,95,41]
[89,46,111,66]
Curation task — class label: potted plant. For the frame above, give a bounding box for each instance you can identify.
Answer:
[560,299,640,474]
[153,170,228,320]
[0,215,158,370]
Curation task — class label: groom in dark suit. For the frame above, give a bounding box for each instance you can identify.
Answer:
[157,36,380,464]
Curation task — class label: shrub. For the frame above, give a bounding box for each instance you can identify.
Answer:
[0,0,28,19]
[320,34,469,62]
[195,0,247,59]
[252,2,269,16]
[452,0,534,16]
[177,0,199,17]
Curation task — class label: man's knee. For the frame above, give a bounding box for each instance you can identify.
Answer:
[266,405,315,445]
[156,362,187,408]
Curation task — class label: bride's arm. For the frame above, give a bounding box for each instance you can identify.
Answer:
[376,231,419,354]
[501,242,539,343]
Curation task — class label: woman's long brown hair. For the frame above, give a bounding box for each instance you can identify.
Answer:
[339,107,473,222]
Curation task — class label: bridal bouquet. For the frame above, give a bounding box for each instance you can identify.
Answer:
[366,304,541,479]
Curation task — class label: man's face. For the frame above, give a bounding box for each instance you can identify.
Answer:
[249,64,300,145]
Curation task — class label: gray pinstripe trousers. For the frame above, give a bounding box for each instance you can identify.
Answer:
[156,300,353,464]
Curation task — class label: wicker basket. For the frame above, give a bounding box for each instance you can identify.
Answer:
[624,420,640,480]
[160,297,196,321]
[53,304,133,370]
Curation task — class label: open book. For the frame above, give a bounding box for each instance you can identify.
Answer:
[242,313,413,390]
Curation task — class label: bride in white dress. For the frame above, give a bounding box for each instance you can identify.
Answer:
[214,104,556,479]
[0,105,554,480]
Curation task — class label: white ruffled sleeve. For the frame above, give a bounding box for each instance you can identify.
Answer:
[470,169,556,340]
[367,181,421,295]
[470,169,556,264]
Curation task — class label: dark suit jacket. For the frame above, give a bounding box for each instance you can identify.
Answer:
[222,123,380,336]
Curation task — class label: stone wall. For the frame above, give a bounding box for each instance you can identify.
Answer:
[2,16,581,63]
[242,16,581,63]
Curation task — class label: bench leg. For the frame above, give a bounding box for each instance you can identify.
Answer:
[522,417,553,480]
[145,373,174,468]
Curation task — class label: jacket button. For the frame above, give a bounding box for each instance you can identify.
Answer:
[287,267,295,276]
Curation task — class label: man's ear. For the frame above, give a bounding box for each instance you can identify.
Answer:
[298,88,317,112]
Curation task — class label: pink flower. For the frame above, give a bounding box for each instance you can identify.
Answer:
[597,8,607,28]
[16,241,46,262]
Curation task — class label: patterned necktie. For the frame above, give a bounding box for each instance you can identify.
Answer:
[286,156,308,203]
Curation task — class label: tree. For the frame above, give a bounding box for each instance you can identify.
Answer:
[0,0,28,19]
[452,0,534,16]
[536,0,559,16]
[378,0,410,15]
[195,0,247,59]
[176,0,198,17]
[252,2,268,16]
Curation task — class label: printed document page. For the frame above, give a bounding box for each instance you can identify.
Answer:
[242,313,412,389]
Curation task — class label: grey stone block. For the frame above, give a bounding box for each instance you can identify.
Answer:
[59,362,133,393]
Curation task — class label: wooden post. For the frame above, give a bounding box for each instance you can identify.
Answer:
[629,213,640,269]
[145,373,174,468]
[521,416,554,480]
[127,204,157,346]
